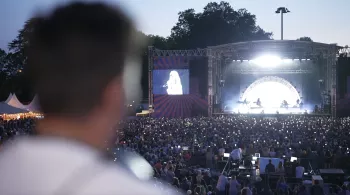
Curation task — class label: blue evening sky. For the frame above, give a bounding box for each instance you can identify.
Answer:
[0,0,349,50]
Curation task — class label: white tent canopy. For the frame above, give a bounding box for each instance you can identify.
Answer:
[6,94,26,110]
[0,102,28,114]
[4,93,13,104]
[26,95,40,112]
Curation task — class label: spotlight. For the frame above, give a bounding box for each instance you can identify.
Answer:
[252,55,282,67]
[282,59,293,64]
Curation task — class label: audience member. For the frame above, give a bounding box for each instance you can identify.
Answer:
[310,180,324,195]
[229,176,241,195]
[216,173,228,195]
[295,163,305,179]
[276,161,285,173]
[265,159,276,173]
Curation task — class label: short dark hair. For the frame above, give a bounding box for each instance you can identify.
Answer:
[27,2,134,116]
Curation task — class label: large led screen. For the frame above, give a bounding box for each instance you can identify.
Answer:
[153,69,189,95]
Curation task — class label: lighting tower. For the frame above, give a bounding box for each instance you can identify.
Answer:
[275,7,290,40]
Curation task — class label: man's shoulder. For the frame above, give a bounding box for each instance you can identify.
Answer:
[0,138,181,195]
[77,165,179,195]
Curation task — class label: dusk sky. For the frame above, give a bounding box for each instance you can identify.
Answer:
[0,0,349,51]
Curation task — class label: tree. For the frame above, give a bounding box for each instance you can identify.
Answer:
[147,35,172,50]
[7,17,42,72]
[6,2,273,100]
[169,1,272,49]
[0,48,6,69]
[0,49,22,76]
[297,37,313,42]
[2,52,23,75]
[0,49,27,101]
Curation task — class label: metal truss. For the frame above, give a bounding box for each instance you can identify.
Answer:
[232,69,312,74]
[148,46,154,107]
[208,40,339,59]
[207,54,214,117]
[153,48,207,57]
[330,56,337,117]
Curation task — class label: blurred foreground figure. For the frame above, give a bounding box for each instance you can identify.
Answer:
[0,2,178,195]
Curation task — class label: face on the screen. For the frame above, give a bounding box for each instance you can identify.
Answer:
[170,71,175,78]
[152,69,189,95]
[170,71,178,83]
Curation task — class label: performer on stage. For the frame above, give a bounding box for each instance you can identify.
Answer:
[296,99,303,109]
[299,101,304,109]
[237,98,249,105]
[281,100,288,108]
[256,98,261,107]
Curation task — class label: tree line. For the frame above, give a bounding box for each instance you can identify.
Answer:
[0,1,312,102]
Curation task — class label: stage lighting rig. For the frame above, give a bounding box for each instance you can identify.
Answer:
[251,55,283,67]
[339,45,350,57]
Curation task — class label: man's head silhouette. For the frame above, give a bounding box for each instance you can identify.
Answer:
[0,3,180,195]
[26,2,140,149]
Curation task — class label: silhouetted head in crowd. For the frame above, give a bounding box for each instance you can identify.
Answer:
[241,188,250,195]
[26,2,142,149]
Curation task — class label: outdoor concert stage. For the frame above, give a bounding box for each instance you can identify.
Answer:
[148,40,349,118]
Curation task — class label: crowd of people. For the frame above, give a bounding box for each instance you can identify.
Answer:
[119,115,350,194]
[3,115,350,194]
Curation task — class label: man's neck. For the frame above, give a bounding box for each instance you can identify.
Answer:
[36,116,109,150]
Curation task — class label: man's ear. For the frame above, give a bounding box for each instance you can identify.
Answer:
[101,77,124,119]
[123,56,142,104]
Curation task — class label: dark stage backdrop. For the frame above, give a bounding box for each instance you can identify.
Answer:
[152,57,208,117]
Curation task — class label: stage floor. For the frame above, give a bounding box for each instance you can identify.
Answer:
[214,112,330,117]
[217,107,329,116]
[224,106,308,114]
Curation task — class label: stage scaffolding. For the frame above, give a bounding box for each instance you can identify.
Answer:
[148,40,348,117]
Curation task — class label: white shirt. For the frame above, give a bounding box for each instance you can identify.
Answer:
[0,137,179,195]
[230,148,242,160]
[296,166,305,178]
